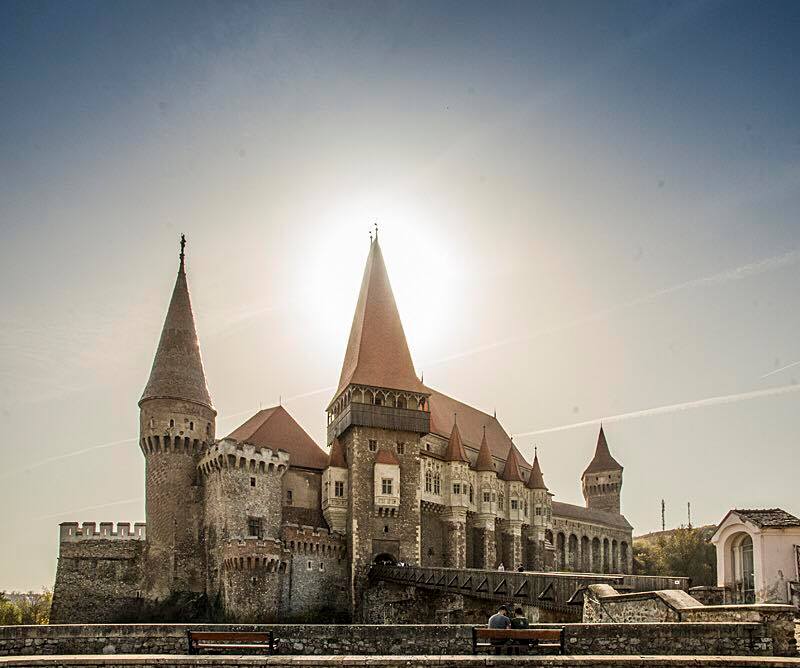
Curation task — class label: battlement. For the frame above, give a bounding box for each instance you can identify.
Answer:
[222,537,289,572]
[59,522,146,542]
[198,438,290,477]
[282,523,347,558]
[139,434,209,456]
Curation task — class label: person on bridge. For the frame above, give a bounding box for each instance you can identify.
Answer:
[497,562,505,571]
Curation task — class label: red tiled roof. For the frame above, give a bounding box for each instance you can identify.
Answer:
[140,249,214,411]
[375,448,400,465]
[552,501,632,530]
[526,453,548,490]
[733,508,800,528]
[328,437,347,468]
[227,405,328,470]
[444,418,470,463]
[474,427,495,472]
[501,443,526,482]
[329,238,426,406]
[583,425,622,475]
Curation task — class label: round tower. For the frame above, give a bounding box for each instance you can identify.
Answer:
[138,236,216,599]
[581,425,623,514]
[525,447,553,570]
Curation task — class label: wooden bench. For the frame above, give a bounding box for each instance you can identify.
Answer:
[187,631,274,654]
[472,627,564,655]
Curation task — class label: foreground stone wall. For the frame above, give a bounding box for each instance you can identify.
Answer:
[0,623,785,657]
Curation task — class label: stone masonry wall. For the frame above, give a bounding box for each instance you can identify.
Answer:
[420,511,444,567]
[50,540,145,624]
[0,622,780,657]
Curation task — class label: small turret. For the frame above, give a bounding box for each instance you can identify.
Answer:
[581,425,623,514]
[322,438,349,534]
[444,416,470,509]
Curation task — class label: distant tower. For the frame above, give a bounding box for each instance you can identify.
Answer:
[525,448,553,570]
[138,236,216,599]
[581,425,623,514]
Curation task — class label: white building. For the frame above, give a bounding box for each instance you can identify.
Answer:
[711,508,800,606]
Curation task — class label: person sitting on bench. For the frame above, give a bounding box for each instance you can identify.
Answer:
[487,605,511,654]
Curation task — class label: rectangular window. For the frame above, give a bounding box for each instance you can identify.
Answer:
[286,490,293,505]
[453,483,461,495]
[247,517,262,538]
[368,439,377,452]
[396,442,405,454]
[535,506,542,516]
[319,562,325,571]
[511,499,518,510]
[334,481,344,497]
[483,492,491,503]
[306,560,313,571]
[381,478,393,495]
[250,477,256,487]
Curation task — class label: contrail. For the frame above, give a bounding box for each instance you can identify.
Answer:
[427,249,800,368]
[516,383,800,437]
[761,360,800,379]
[33,497,143,522]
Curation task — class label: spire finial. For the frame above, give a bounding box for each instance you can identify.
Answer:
[179,233,186,268]
[453,412,457,425]
[483,425,486,437]
[493,408,497,419]
[374,221,379,239]
[369,228,373,243]
[421,370,424,383]
[534,444,538,457]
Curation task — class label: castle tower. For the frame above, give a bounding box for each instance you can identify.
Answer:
[322,437,349,534]
[524,448,553,570]
[138,236,216,599]
[499,443,526,569]
[326,236,430,617]
[581,425,623,514]
[473,427,498,569]
[442,416,469,568]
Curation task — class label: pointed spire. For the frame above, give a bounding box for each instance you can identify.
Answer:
[501,443,526,482]
[474,425,495,472]
[583,424,623,476]
[328,437,347,469]
[140,236,214,411]
[444,414,469,463]
[526,447,548,490]
[329,236,426,406]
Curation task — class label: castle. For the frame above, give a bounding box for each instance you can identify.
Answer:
[50,235,633,623]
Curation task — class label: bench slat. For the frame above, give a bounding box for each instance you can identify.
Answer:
[475,629,562,640]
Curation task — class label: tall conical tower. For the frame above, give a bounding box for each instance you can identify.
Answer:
[326,235,430,618]
[138,235,216,599]
[581,425,623,514]
[524,448,553,570]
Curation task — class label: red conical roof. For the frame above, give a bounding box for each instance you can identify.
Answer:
[583,425,623,476]
[329,238,426,407]
[526,452,548,490]
[140,240,214,411]
[328,437,347,468]
[474,427,495,472]
[501,443,526,482]
[444,417,470,463]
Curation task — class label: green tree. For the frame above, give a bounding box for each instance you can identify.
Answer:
[0,593,22,625]
[634,527,716,586]
[16,589,52,625]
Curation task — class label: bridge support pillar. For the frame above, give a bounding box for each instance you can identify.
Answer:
[442,509,467,568]
[474,514,496,569]
[501,521,523,570]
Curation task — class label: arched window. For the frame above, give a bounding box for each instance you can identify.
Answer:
[425,470,432,493]
[169,419,174,428]
[189,421,194,431]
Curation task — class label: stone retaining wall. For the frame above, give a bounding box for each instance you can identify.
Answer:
[0,623,785,657]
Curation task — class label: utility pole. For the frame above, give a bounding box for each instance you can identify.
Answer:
[687,502,692,529]
[661,499,665,531]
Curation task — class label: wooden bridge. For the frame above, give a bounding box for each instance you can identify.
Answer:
[369,564,690,619]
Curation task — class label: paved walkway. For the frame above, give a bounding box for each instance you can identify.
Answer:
[1,656,799,667]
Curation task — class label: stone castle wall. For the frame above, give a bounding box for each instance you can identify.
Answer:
[50,537,145,624]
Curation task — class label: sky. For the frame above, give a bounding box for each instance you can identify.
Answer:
[1,0,799,590]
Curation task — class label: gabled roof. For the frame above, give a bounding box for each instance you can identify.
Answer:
[732,508,800,529]
[474,427,495,472]
[444,418,470,463]
[328,437,347,468]
[329,238,426,406]
[552,501,633,531]
[526,452,548,490]
[227,405,328,470]
[583,425,622,476]
[501,443,526,482]
[140,243,214,411]
[375,448,400,465]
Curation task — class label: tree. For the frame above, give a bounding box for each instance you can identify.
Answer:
[16,589,52,625]
[633,527,716,586]
[0,593,22,625]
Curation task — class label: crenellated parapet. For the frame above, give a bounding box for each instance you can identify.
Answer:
[197,438,290,477]
[282,524,347,559]
[59,521,146,542]
[221,537,289,572]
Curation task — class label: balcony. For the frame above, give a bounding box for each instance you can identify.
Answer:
[328,402,430,442]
